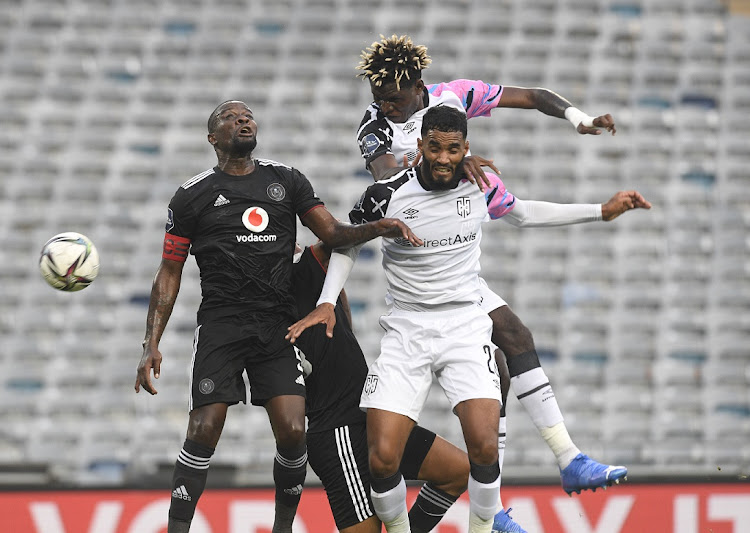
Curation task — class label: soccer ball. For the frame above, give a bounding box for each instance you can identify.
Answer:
[39,232,100,292]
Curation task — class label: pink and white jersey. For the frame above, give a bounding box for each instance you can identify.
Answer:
[348,168,515,311]
[483,171,516,220]
[357,79,503,169]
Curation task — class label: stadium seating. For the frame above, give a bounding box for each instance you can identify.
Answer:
[0,0,748,486]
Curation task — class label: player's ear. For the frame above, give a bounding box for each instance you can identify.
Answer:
[207,133,216,146]
[415,79,425,92]
[465,139,469,153]
[417,137,423,153]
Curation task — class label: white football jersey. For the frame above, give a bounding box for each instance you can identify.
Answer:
[349,168,516,311]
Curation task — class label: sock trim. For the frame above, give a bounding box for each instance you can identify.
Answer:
[470,461,501,484]
[418,484,456,510]
[275,450,308,469]
[515,381,550,400]
[506,350,541,377]
[177,450,211,470]
[371,471,403,494]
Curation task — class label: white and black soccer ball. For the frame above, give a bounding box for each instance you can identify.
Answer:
[39,232,100,292]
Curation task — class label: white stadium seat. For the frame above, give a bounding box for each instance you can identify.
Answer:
[0,0,746,484]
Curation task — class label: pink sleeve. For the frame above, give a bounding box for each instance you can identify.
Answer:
[430,79,504,118]
[484,172,516,220]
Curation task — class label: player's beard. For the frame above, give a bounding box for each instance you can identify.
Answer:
[422,157,465,190]
[230,135,257,155]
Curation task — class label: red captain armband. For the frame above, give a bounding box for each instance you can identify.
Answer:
[163,233,191,262]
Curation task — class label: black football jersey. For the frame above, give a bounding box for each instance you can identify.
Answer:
[292,247,368,433]
[164,159,323,325]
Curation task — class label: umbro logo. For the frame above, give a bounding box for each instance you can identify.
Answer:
[172,485,192,501]
[403,208,419,219]
[214,194,230,207]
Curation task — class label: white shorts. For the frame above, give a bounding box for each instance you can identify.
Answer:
[478,277,507,314]
[359,304,503,422]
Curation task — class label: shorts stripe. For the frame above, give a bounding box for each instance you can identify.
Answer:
[335,425,372,522]
[188,325,201,412]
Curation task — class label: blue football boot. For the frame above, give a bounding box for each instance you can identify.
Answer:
[560,453,628,495]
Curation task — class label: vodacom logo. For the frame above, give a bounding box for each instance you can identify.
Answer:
[242,206,269,232]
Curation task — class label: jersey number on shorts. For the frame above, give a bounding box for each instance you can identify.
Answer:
[483,345,497,375]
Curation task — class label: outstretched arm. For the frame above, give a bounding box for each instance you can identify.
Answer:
[135,258,185,395]
[502,191,651,228]
[600,190,652,221]
[497,86,616,135]
[302,206,422,249]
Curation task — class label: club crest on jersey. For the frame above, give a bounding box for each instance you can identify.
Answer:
[363,375,379,395]
[242,207,269,233]
[361,133,381,156]
[267,183,286,201]
[457,197,471,218]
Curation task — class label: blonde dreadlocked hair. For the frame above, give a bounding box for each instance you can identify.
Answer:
[356,34,431,90]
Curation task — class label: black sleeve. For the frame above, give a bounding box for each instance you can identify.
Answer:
[291,168,324,218]
[356,104,394,169]
[348,182,393,225]
[166,187,199,240]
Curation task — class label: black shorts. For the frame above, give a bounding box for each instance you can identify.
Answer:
[189,320,305,410]
[307,423,436,530]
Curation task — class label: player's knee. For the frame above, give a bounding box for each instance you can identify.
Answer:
[465,440,499,466]
[490,307,534,355]
[186,418,223,446]
[439,470,469,497]
[369,444,402,478]
[274,422,306,449]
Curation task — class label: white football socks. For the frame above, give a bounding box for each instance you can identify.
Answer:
[468,473,500,533]
[511,367,583,468]
[510,367,564,428]
[371,476,410,533]
[540,422,581,470]
[496,416,506,510]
